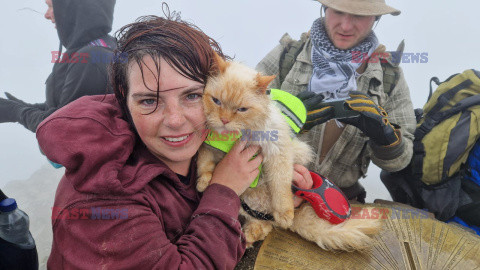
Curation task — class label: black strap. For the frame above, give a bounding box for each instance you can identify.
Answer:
[428,94,480,131]
[442,111,472,179]
[411,141,426,180]
[429,73,461,102]
[241,201,274,221]
[428,77,441,102]
[427,79,473,118]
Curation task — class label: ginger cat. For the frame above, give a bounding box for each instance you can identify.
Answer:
[196,53,381,251]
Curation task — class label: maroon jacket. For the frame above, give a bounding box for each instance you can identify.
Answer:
[37,95,246,269]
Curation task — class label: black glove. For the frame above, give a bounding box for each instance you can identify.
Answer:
[0,98,25,123]
[340,91,400,146]
[297,91,334,133]
[5,92,46,110]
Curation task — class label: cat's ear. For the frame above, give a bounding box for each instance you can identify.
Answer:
[211,52,229,75]
[256,74,276,94]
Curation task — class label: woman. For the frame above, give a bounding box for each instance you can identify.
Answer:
[37,14,312,269]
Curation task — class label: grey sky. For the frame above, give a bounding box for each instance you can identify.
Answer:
[1,0,479,188]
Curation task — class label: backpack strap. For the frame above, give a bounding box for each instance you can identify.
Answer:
[429,73,460,102]
[279,36,307,86]
[426,79,472,118]
[380,40,404,96]
[380,63,399,95]
[380,64,399,95]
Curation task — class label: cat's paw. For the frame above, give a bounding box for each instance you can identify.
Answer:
[273,209,294,228]
[243,221,273,247]
[196,173,213,192]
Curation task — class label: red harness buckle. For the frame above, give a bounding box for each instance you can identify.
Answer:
[291,172,351,224]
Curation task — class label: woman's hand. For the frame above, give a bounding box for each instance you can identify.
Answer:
[210,140,263,196]
[292,164,313,207]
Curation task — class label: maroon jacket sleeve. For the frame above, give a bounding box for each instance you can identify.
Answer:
[47,184,246,269]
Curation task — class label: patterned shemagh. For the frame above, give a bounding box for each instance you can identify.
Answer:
[308,18,379,100]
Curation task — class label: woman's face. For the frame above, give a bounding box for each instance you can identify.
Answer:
[324,8,375,50]
[127,56,207,175]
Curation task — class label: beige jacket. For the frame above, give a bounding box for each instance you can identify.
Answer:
[256,33,416,188]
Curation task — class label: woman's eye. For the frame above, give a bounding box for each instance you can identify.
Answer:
[212,97,221,105]
[141,99,156,106]
[186,93,201,100]
[237,107,248,112]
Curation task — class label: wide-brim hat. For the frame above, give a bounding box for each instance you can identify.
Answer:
[317,0,401,16]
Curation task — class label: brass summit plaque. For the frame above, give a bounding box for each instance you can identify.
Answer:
[252,203,480,270]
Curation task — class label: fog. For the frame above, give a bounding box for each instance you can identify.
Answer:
[1,0,479,268]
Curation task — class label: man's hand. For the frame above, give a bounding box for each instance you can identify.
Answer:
[296,91,334,133]
[0,98,25,123]
[5,92,45,110]
[340,91,400,146]
[292,164,313,207]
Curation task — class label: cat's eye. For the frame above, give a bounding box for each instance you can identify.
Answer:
[237,107,248,112]
[212,97,221,105]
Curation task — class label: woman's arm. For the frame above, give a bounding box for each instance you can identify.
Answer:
[48,184,245,269]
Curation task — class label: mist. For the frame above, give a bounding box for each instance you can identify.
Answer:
[1,0,479,268]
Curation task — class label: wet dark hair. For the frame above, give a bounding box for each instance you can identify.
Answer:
[110,6,226,126]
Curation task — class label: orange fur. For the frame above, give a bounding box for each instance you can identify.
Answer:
[211,52,229,75]
[256,74,276,94]
[197,59,381,252]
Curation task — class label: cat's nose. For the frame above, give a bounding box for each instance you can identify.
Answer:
[221,118,230,125]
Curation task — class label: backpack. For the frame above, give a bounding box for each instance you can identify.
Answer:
[412,69,480,185]
[391,69,480,221]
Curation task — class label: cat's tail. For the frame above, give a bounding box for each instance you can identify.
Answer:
[290,204,382,252]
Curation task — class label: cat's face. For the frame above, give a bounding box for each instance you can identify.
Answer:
[203,55,275,133]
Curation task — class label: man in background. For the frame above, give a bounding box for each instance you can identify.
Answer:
[257,0,416,202]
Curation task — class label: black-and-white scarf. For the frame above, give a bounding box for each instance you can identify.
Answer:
[308,18,379,100]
